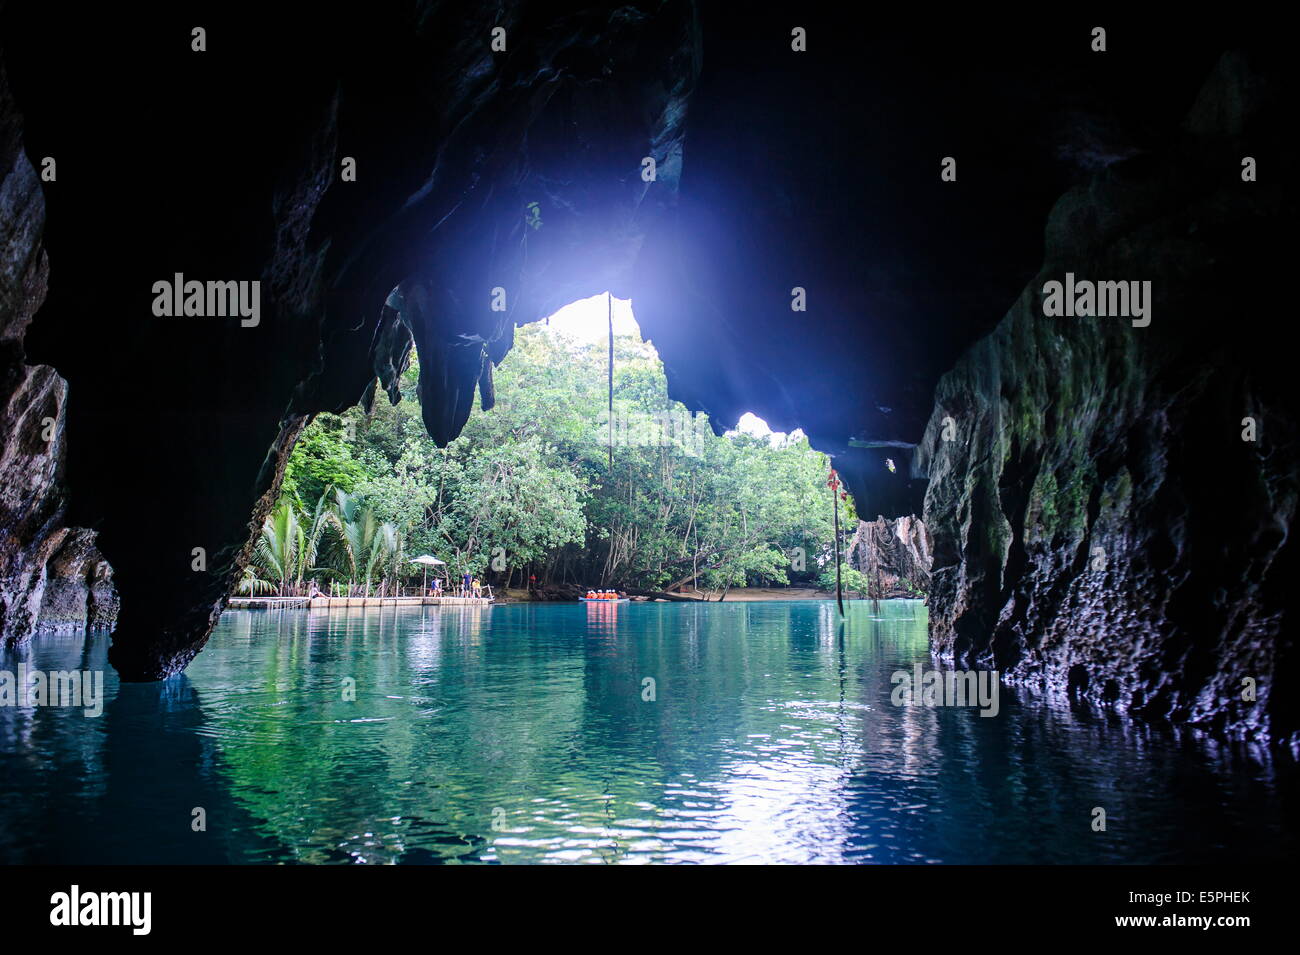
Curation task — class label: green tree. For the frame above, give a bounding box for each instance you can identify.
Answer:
[282,413,372,505]
[247,320,846,597]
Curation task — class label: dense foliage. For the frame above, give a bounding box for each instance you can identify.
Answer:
[246,322,852,595]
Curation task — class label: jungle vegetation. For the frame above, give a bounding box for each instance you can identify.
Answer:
[239,323,851,597]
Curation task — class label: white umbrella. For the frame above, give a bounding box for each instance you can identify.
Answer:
[409,555,445,593]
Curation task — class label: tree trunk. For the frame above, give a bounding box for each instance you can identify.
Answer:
[663,570,700,593]
[623,587,705,602]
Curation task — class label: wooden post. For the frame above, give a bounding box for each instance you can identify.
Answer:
[607,291,614,471]
[832,476,844,616]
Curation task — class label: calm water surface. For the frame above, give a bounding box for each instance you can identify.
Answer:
[0,600,1293,864]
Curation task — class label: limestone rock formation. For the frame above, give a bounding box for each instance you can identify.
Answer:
[36,528,117,632]
[917,51,1297,746]
[0,57,115,645]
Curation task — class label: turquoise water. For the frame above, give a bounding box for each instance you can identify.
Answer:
[0,600,1293,864]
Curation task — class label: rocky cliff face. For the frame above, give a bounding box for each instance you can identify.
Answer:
[847,516,932,598]
[917,52,1297,747]
[35,528,117,632]
[0,58,115,645]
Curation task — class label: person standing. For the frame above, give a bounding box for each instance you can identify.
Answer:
[462,570,471,597]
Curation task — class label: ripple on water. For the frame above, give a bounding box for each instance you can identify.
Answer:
[0,602,1294,864]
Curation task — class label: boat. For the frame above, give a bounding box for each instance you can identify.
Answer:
[579,596,629,603]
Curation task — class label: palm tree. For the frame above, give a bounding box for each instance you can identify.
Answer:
[357,517,404,596]
[240,487,408,598]
[256,500,304,596]
[319,489,405,595]
[299,484,337,590]
[333,491,374,593]
[236,565,277,596]
[375,521,406,594]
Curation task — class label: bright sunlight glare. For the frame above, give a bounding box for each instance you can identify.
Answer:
[538,294,790,444]
[543,292,641,343]
[540,294,798,444]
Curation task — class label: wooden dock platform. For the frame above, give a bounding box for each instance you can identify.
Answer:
[226,596,493,610]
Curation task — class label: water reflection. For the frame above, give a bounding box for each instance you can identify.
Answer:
[0,601,1294,864]
[0,632,290,863]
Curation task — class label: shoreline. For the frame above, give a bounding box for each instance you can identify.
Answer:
[499,587,927,603]
[223,589,929,609]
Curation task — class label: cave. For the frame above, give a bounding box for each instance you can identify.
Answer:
[0,2,1296,878]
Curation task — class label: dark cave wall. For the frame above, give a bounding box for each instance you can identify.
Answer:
[313,0,701,445]
[635,11,1247,518]
[35,527,118,632]
[0,57,115,644]
[917,52,1298,745]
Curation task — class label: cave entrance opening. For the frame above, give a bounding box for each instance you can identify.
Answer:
[259,293,846,605]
